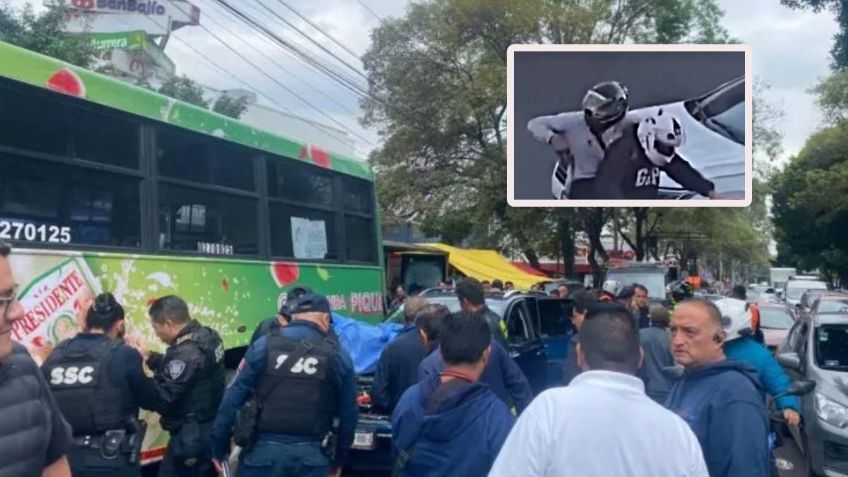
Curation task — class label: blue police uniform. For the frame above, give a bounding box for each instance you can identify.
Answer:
[212,295,358,477]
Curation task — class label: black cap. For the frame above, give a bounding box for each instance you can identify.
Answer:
[290,293,331,314]
[279,286,313,316]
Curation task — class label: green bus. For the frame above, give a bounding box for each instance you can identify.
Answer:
[0,40,384,463]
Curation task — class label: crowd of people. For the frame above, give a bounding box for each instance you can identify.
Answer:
[0,237,802,477]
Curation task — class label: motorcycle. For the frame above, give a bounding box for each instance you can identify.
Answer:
[768,380,816,476]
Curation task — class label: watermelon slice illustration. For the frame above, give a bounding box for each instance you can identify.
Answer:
[46,67,86,98]
[271,262,300,288]
[298,144,332,169]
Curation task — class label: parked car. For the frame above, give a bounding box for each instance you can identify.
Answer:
[801,289,832,313]
[347,288,571,472]
[784,279,829,308]
[757,303,796,353]
[810,293,848,315]
[549,76,744,200]
[777,312,848,476]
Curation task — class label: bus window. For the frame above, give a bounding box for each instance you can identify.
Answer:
[269,203,338,260]
[266,158,334,207]
[343,177,374,215]
[158,184,259,256]
[0,153,141,248]
[157,127,255,192]
[344,215,376,263]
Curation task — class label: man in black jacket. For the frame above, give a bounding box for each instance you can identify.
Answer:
[593,108,718,200]
[369,297,428,413]
[0,242,73,477]
[456,278,507,346]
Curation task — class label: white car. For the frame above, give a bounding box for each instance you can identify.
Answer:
[550,76,745,200]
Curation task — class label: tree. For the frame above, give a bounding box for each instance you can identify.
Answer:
[780,0,848,68]
[158,76,209,109]
[213,94,250,120]
[0,3,95,67]
[810,68,848,122]
[362,0,732,269]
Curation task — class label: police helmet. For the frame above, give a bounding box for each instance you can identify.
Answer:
[582,81,629,129]
[637,108,686,166]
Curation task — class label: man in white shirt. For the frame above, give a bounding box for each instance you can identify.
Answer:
[488,303,708,477]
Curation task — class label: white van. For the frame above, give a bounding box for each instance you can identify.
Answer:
[783,279,828,307]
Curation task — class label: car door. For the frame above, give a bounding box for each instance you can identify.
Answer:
[504,298,548,395]
[534,297,574,386]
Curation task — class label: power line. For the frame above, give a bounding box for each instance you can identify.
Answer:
[251,0,369,81]
[105,5,367,148]
[198,0,361,118]
[212,0,372,99]
[353,0,384,23]
[164,1,375,147]
[272,0,363,61]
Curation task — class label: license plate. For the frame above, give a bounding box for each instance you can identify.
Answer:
[352,431,375,450]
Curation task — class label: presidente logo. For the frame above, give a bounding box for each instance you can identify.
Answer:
[71,0,167,15]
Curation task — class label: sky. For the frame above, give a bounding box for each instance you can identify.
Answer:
[2,0,839,161]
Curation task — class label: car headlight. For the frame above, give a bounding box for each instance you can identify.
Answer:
[815,392,848,428]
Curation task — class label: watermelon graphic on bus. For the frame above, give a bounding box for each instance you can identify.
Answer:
[46,67,86,98]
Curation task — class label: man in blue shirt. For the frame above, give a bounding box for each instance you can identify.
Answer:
[211,293,358,477]
[392,311,514,477]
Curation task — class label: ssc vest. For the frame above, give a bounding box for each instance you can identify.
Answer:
[42,338,125,435]
[256,333,338,436]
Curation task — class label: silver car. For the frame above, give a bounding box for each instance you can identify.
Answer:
[778,312,848,476]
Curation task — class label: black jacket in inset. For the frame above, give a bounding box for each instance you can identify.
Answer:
[593,124,715,200]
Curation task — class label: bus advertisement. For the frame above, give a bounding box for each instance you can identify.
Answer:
[0,40,385,464]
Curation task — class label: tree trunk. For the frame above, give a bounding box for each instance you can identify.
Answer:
[559,210,576,278]
[523,248,541,269]
[634,208,647,261]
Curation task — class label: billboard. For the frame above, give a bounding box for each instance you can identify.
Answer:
[46,0,200,35]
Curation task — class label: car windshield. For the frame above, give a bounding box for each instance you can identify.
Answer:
[817,299,848,314]
[706,102,745,144]
[384,295,507,323]
[605,272,665,299]
[787,284,827,300]
[815,324,848,371]
[759,308,794,330]
[687,78,745,144]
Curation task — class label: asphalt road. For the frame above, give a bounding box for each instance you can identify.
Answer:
[512,50,745,200]
[142,444,806,477]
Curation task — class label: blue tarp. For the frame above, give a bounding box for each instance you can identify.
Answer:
[331,313,404,375]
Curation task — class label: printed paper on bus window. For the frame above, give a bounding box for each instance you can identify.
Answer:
[291,217,328,259]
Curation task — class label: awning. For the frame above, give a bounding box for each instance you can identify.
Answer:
[511,262,548,277]
[422,243,552,290]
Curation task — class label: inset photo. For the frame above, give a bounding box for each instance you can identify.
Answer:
[507,44,752,207]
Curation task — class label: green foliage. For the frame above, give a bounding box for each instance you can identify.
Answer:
[158,75,209,109]
[0,2,96,68]
[212,94,250,119]
[780,0,848,68]
[363,0,749,276]
[810,68,848,122]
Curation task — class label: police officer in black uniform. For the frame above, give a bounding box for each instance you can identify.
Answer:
[41,293,161,477]
[138,295,225,477]
[211,293,358,477]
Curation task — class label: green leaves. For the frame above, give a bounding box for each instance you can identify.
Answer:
[0,3,96,68]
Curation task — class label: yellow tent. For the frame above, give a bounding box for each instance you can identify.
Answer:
[423,243,551,290]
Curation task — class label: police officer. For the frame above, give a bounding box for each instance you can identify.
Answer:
[41,292,161,477]
[248,286,312,345]
[211,293,358,477]
[0,241,73,477]
[136,295,225,477]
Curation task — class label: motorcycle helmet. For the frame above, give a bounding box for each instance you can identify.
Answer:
[668,280,694,303]
[714,297,754,342]
[582,80,629,130]
[637,108,686,167]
